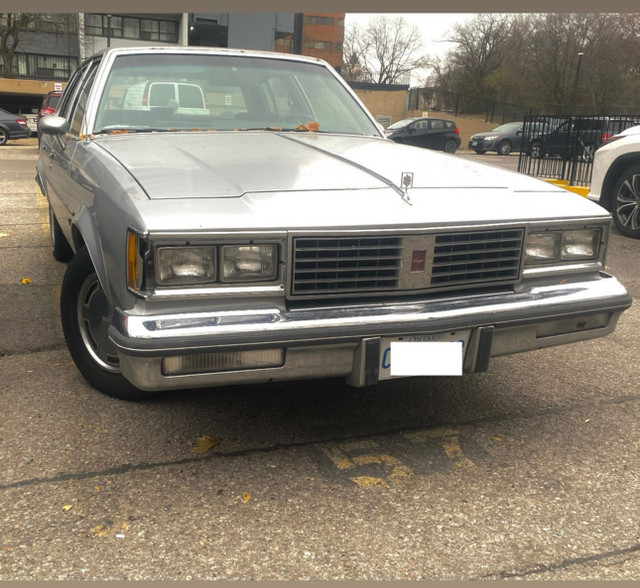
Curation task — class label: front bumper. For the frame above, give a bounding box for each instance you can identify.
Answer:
[109,273,631,391]
[468,139,495,151]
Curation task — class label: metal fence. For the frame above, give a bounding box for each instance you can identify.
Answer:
[517,114,640,187]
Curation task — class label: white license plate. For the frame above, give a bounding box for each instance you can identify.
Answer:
[470,141,478,146]
[379,331,469,380]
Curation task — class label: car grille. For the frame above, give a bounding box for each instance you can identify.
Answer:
[290,229,524,297]
[291,236,403,295]
[431,229,524,286]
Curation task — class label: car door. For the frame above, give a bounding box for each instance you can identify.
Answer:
[403,120,428,148]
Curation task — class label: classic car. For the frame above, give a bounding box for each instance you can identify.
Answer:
[36,46,631,400]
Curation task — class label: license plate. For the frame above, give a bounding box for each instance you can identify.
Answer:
[470,141,478,146]
[379,331,469,380]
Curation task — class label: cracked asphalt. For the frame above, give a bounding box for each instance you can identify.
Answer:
[1,140,640,580]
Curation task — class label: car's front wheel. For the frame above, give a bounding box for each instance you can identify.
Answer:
[60,247,158,400]
[612,163,640,239]
[443,140,458,153]
[496,140,512,156]
[473,149,487,155]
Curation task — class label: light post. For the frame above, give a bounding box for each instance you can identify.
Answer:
[572,51,584,107]
[106,14,112,48]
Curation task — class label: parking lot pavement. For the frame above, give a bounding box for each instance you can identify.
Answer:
[1,142,640,580]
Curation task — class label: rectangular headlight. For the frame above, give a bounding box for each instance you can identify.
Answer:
[156,246,217,286]
[525,232,561,264]
[561,229,601,259]
[525,229,601,265]
[221,245,277,282]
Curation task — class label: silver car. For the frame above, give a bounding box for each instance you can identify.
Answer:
[37,46,631,400]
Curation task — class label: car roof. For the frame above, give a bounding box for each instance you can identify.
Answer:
[84,45,330,68]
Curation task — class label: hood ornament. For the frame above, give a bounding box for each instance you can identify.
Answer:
[400,172,414,205]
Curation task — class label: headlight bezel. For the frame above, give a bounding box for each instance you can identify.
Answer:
[523,222,607,275]
[126,229,284,297]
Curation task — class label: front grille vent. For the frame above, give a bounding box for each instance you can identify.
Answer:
[291,236,402,295]
[431,229,524,286]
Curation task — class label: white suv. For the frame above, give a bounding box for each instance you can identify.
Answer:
[588,125,640,238]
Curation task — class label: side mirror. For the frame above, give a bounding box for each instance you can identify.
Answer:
[39,115,70,136]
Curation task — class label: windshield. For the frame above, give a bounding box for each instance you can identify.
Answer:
[93,53,380,136]
[386,118,416,130]
[492,122,522,133]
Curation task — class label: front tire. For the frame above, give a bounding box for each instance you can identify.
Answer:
[612,163,640,239]
[496,140,512,156]
[60,247,157,400]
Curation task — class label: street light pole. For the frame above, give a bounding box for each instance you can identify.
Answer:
[572,51,584,108]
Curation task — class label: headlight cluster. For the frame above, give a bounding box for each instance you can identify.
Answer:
[156,244,277,286]
[126,230,279,291]
[525,228,601,265]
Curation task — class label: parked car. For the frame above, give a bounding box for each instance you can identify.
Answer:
[0,108,31,145]
[36,90,62,143]
[37,46,631,400]
[527,116,634,162]
[18,107,39,136]
[122,81,209,115]
[587,124,640,238]
[385,117,461,153]
[468,121,527,155]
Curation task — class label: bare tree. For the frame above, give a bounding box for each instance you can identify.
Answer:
[342,23,368,82]
[0,13,32,78]
[344,16,427,85]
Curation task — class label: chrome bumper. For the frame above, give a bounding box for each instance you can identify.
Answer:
[109,273,631,391]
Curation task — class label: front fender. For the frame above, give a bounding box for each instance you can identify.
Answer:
[73,206,113,306]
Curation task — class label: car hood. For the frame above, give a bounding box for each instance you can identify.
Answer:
[91,131,607,231]
[470,131,505,140]
[97,131,553,199]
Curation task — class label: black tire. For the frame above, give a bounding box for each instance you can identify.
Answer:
[60,247,158,400]
[444,140,458,154]
[0,128,8,146]
[612,163,640,239]
[530,139,545,159]
[48,205,73,262]
[496,140,512,156]
[474,149,487,155]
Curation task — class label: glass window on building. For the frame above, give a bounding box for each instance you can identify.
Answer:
[304,16,334,26]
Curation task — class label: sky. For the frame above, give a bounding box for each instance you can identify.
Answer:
[344,13,475,84]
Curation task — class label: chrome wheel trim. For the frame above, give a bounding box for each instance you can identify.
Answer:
[616,173,640,232]
[77,273,121,373]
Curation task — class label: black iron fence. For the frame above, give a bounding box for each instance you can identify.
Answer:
[517,114,640,187]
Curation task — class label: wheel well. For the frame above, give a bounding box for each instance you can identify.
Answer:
[600,154,640,211]
[71,224,86,253]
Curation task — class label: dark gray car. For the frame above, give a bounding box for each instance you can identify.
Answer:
[468,121,525,155]
[0,108,31,145]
